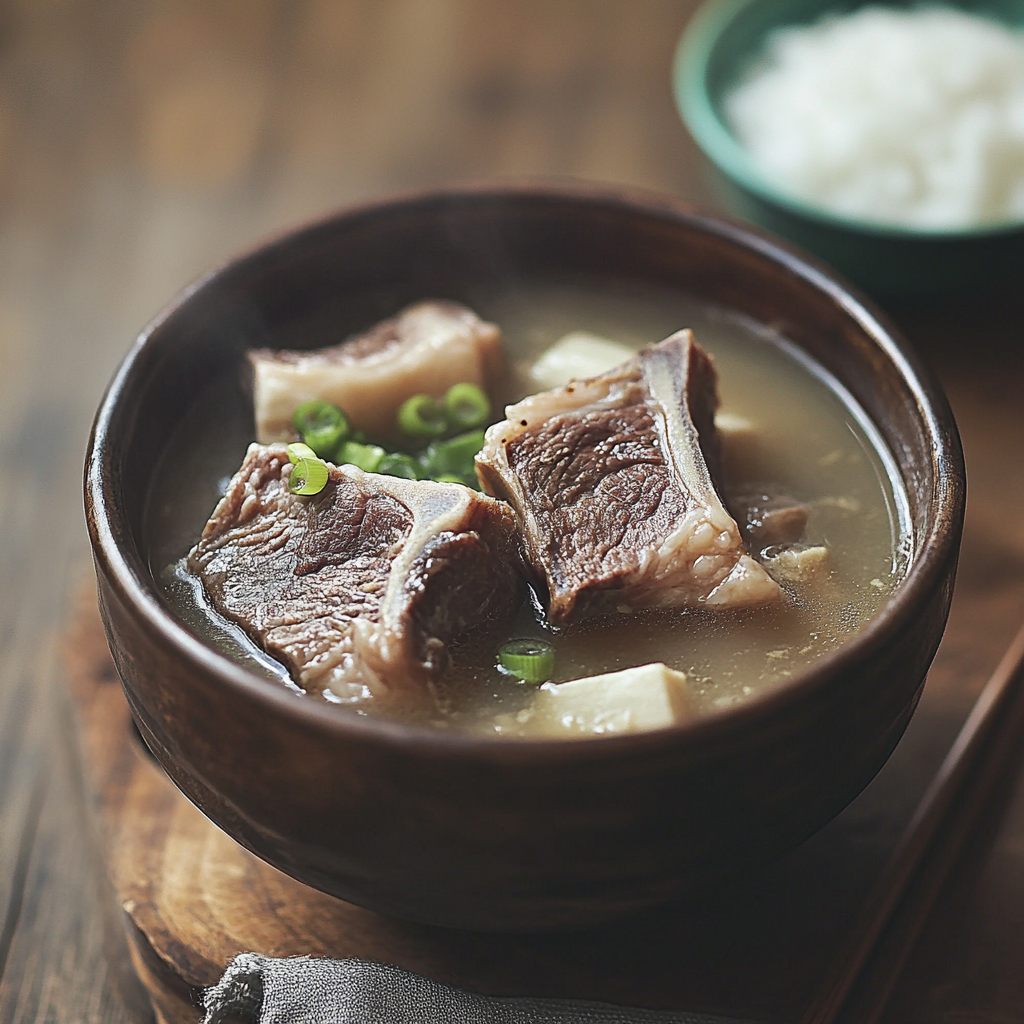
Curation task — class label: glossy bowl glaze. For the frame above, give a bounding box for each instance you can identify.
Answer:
[674,0,1024,295]
[86,184,965,930]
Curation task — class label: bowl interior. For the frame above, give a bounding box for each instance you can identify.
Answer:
[86,187,967,928]
[676,0,1024,240]
[93,187,960,743]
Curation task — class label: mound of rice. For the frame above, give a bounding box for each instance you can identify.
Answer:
[724,6,1024,230]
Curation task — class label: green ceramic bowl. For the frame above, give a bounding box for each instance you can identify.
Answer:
[674,0,1024,295]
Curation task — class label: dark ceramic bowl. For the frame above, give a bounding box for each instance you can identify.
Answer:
[85,184,964,931]
[674,0,1024,296]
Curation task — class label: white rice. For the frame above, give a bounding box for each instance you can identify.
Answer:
[723,6,1024,230]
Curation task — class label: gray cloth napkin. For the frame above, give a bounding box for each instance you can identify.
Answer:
[203,955,757,1024]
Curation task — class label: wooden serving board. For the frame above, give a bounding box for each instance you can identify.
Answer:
[64,307,1024,1017]
[64,536,1024,1024]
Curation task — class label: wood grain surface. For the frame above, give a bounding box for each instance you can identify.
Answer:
[65,561,1024,1024]
[1,1,1023,1021]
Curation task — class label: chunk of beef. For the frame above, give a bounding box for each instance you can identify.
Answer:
[250,301,503,444]
[189,444,524,707]
[734,492,810,548]
[476,330,780,624]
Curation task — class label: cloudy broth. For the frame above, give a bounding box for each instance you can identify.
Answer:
[145,279,910,735]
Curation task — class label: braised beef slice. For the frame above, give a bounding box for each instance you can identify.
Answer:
[401,527,524,676]
[295,488,410,576]
[189,444,524,706]
[261,315,404,365]
[476,330,780,623]
[734,492,810,549]
[249,301,503,444]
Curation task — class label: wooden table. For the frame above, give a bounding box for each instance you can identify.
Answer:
[0,2,1021,1020]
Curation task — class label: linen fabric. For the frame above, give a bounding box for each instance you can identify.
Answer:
[203,954,756,1024]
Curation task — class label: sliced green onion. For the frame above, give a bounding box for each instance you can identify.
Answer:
[337,440,386,473]
[420,429,487,478]
[397,394,447,439]
[292,400,350,458]
[288,457,329,495]
[444,382,491,430]
[497,638,555,684]
[286,442,318,465]
[378,453,419,480]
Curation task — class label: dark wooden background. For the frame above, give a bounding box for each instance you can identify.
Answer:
[0,2,1022,1021]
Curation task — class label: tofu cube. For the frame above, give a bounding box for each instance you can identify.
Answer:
[528,662,694,736]
[527,332,636,391]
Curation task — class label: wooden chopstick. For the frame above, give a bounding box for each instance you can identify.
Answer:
[799,620,1024,1024]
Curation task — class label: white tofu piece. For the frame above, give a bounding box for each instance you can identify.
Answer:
[527,662,694,737]
[527,331,635,391]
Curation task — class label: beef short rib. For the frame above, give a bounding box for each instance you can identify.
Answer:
[189,444,524,707]
[250,301,503,444]
[476,330,780,624]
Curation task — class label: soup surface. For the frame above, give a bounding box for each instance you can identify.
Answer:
[144,278,910,735]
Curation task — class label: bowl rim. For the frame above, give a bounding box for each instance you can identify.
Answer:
[85,180,965,764]
[674,0,1024,241]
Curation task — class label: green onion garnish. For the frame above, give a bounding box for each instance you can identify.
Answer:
[444,382,490,430]
[292,400,350,458]
[497,638,555,684]
[420,429,487,478]
[288,457,329,495]
[337,440,386,473]
[378,453,419,480]
[397,394,447,439]
[286,442,318,464]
